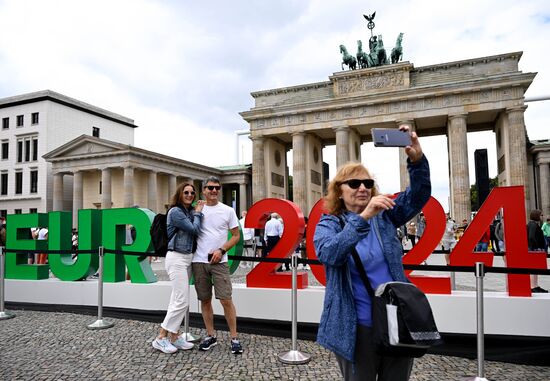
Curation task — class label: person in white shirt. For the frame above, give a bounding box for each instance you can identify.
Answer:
[264,213,287,271]
[192,176,243,354]
[239,211,255,268]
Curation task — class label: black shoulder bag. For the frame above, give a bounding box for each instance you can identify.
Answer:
[339,216,442,358]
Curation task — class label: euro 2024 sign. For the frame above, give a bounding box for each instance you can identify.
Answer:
[4,186,547,297]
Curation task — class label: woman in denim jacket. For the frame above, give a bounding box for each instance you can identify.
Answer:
[314,126,431,380]
[152,183,205,354]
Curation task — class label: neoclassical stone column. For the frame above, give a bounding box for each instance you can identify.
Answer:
[334,126,350,169]
[169,174,177,199]
[52,173,64,211]
[506,106,530,206]
[251,136,266,202]
[101,168,112,209]
[148,170,158,211]
[447,114,471,223]
[239,182,248,214]
[123,166,134,207]
[397,120,415,191]
[292,132,307,215]
[538,161,550,216]
[72,171,83,226]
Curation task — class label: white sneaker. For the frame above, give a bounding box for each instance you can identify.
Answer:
[171,336,194,350]
[152,337,177,354]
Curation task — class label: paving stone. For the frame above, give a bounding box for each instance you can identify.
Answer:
[1,310,549,380]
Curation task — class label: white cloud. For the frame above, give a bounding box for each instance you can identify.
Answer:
[0,0,548,210]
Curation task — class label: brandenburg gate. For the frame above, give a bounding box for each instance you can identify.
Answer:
[240,52,536,221]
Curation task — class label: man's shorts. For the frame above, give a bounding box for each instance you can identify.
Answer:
[192,262,232,301]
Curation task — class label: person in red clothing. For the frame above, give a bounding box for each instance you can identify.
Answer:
[475,227,491,252]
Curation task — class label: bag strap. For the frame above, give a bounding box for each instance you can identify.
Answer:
[338,216,375,298]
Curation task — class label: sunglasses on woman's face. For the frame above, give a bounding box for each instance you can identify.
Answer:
[341,178,375,189]
[183,191,195,196]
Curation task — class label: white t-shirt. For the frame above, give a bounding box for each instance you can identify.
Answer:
[37,228,48,240]
[194,202,239,263]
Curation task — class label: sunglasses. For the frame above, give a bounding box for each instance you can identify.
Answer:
[205,185,221,191]
[341,178,375,189]
[183,191,196,196]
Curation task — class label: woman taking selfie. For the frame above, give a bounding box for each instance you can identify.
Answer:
[314,126,431,380]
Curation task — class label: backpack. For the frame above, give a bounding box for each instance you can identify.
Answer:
[150,209,175,257]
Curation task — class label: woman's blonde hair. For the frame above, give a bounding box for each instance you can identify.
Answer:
[324,162,378,215]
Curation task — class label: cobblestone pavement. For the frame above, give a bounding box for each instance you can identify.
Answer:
[1,310,549,381]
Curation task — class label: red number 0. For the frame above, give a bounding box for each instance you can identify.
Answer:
[245,198,307,289]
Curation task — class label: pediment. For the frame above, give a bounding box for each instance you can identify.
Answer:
[43,135,129,159]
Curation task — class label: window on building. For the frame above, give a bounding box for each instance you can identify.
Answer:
[30,170,38,193]
[16,115,24,127]
[0,173,7,195]
[2,117,8,129]
[0,210,6,218]
[31,112,39,125]
[32,138,38,161]
[29,208,37,214]
[17,140,23,163]
[15,171,22,194]
[14,209,22,214]
[92,127,100,138]
[1,142,8,160]
[25,140,30,162]
[99,180,102,194]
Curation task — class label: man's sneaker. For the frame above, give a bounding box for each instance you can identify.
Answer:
[532,286,549,293]
[152,337,177,354]
[171,336,194,350]
[198,336,217,351]
[231,338,243,354]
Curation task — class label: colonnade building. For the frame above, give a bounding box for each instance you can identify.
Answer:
[241,52,550,220]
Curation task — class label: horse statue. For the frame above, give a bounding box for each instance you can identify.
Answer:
[391,32,404,64]
[356,40,370,69]
[339,44,357,70]
[376,35,389,65]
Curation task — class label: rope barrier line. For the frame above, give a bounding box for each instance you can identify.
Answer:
[2,247,549,275]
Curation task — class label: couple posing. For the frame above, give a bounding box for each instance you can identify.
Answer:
[152,176,243,355]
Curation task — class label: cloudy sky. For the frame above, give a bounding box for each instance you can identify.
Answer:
[0,0,548,211]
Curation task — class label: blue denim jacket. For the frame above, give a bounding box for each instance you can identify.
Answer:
[313,155,431,362]
[167,206,202,254]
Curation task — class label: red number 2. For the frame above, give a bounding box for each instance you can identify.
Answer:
[245,199,307,289]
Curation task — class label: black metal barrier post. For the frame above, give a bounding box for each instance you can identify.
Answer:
[465,262,490,381]
[87,246,114,330]
[277,252,311,365]
[0,246,15,320]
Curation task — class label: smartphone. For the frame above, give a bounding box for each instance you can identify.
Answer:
[208,253,213,262]
[372,128,412,147]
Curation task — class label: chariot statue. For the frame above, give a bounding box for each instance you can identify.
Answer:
[338,11,405,71]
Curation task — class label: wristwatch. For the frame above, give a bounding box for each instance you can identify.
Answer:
[218,247,227,255]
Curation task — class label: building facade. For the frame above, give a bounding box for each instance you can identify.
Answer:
[0,90,135,218]
[43,135,251,226]
[241,52,545,221]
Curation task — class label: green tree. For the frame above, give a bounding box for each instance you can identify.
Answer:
[470,177,498,211]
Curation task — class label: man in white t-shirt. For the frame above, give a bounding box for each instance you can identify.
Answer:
[192,176,242,354]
